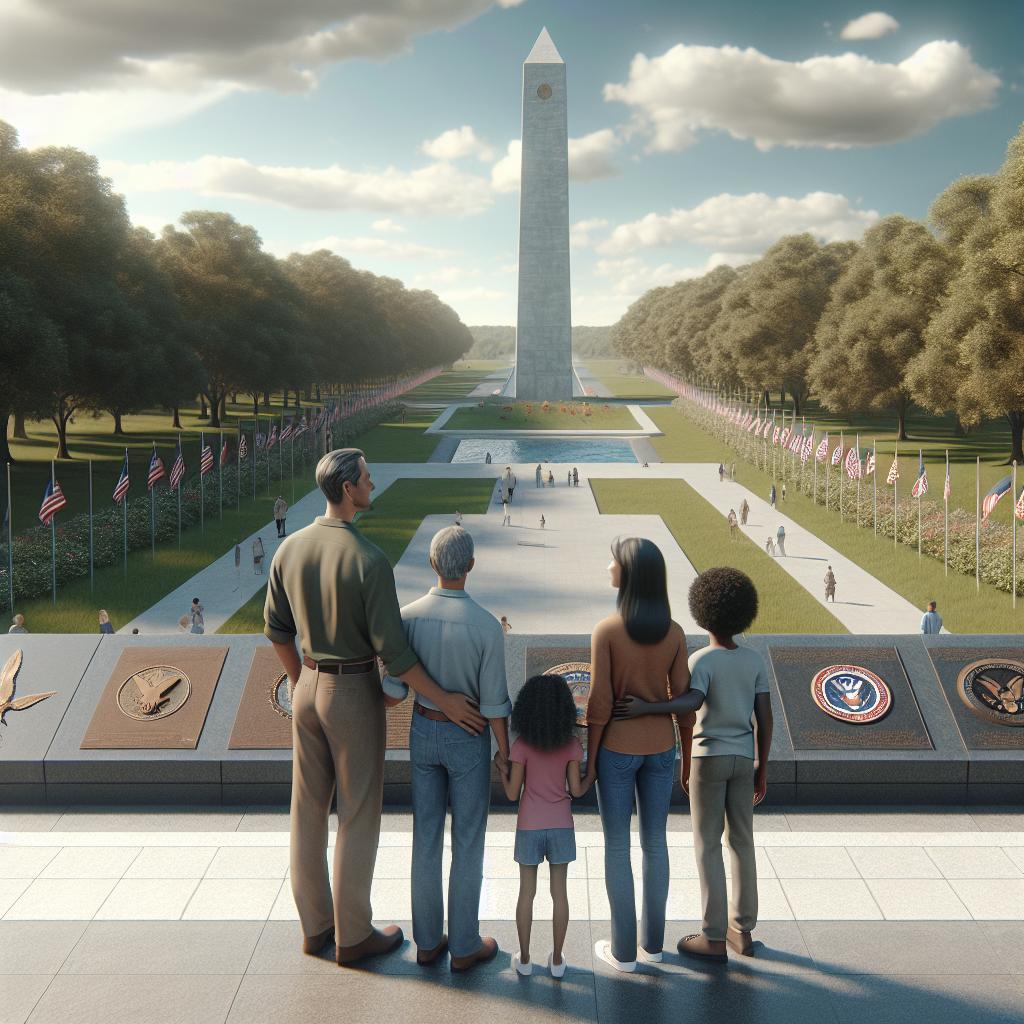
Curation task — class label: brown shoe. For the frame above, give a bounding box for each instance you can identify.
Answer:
[450,936,499,973]
[417,934,449,966]
[726,929,754,956]
[336,925,404,966]
[677,934,728,964]
[302,926,334,956]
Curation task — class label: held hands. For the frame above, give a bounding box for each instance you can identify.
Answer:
[492,749,510,779]
[753,767,768,807]
[443,693,487,735]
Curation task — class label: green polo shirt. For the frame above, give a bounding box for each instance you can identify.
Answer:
[263,516,419,676]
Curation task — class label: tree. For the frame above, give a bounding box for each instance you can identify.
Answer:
[716,235,856,414]
[906,125,1024,463]
[809,216,954,440]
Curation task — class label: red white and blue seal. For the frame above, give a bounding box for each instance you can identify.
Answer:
[810,664,892,724]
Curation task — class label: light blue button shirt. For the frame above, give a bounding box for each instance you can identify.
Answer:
[382,587,512,718]
[920,611,943,634]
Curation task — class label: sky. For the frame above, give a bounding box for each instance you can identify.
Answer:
[1,0,1022,326]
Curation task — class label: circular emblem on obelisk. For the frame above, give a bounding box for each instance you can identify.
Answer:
[116,665,191,721]
[956,659,1024,725]
[537,83,552,100]
[269,673,293,720]
[545,661,591,726]
[810,665,891,724]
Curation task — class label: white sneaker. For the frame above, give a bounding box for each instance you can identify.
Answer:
[637,946,663,963]
[548,953,567,978]
[594,940,636,973]
[512,952,532,976]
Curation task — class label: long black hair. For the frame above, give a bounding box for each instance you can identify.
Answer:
[511,675,577,752]
[612,536,671,644]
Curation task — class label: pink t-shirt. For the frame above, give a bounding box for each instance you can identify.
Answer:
[510,736,584,831]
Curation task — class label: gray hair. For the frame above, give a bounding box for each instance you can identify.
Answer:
[430,526,474,579]
[316,448,365,504]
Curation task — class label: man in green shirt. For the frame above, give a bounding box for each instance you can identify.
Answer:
[265,448,486,965]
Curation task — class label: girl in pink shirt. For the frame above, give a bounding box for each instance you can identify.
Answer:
[497,674,592,978]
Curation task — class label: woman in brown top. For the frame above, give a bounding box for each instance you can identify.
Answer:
[584,537,690,973]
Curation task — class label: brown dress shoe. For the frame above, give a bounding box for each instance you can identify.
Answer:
[726,929,754,956]
[450,936,499,973]
[336,925,404,966]
[302,926,334,956]
[677,934,728,964]
[417,934,448,966]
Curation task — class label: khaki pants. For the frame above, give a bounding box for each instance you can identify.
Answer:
[689,755,758,942]
[290,665,384,946]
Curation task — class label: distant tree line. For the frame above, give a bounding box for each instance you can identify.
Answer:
[0,120,473,467]
[612,124,1024,464]
[466,325,615,358]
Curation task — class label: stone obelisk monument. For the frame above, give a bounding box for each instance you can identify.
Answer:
[509,28,574,400]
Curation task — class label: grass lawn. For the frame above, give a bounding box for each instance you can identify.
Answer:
[585,360,676,400]
[402,367,501,403]
[592,479,846,635]
[445,401,639,432]
[219,477,496,633]
[355,411,440,462]
[648,407,1024,633]
[453,359,512,372]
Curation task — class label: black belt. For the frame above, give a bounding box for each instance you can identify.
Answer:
[302,656,376,675]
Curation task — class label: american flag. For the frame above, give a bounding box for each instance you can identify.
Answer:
[763,419,772,439]
[815,435,829,462]
[332,407,340,423]
[147,450,165,490]
[780,427,790,447]
[791,433,802,454]
[219,440,229,467]
[239,434,248,460]
[748,417,759,433]
[845,446,861,480]
[266,425,278,449]
[113,455,130,504]
[801,433,814,463]
[1016,486,1024,521]
[280,420,294,442]
[293,417,307,437]
[169,445,185,490]
[254,432,264,450]
[772,426,780,445]
[886,456,900,486]
[944,466,951,503]
[910,458,928,498]
[982,475,1011,522]
[865,451,876,476]
[831,442,844,466]
[200,445,214,476]
[38,478,67,526]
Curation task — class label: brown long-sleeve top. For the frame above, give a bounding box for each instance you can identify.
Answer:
[586,614,691,755]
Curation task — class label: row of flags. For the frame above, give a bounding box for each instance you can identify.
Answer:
[642,367,1024,526]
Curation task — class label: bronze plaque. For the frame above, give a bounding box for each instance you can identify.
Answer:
[229,647,413,750]
[524,645,592,748]
[81,647,227,750]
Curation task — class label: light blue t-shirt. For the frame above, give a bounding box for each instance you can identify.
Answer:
[920,611,943,634]
[687,645,770,759]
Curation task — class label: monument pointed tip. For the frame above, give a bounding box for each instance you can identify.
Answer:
[526,27,563,64]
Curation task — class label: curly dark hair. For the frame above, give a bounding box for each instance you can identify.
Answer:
[511,675,578,752]
[688,566,759,637]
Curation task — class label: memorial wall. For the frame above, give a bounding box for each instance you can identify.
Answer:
[1,633,1021,806]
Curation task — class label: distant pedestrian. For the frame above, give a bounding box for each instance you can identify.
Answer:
[920,601,943,634]
[455,510,463,527]
[539,515,546,529]
[730,463,736,481]
[781,483,787,503]
[572,467,579,487]
[500,615,512,634]
[548,470,554,487]
[769,484,776,509]
[8,613,27,634]
[98,609,115,635]
[718,463,725,483]
[273,496,288,538]
[739,499,749,526]
[188,598,205,634]
[502,496,511,527]
[824,566,836,602]
[765,537,776,556]
[131,628,140,635]
[775,526,786,556]
[536,464,543,488]
[253,536,266,575]
[727,509,738,541]
[568,470,572,486]
[503,466,517,502]
[485,452,492,464]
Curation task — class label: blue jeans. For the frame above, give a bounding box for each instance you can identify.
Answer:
[410,713,492,958]
[596,745,676,962]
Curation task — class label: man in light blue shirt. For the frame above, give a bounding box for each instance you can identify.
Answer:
[383,525,511,972]
[920,600,943,634]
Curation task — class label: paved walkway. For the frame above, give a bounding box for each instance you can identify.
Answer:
[467,366,514,398]
[2,805,1022,1023]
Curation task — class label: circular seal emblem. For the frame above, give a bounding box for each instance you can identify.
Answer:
[269,673,293,720]
[116,665,191,721]
[537,83,552,100]
[810,664,891,724]
[545,661,591,726]
[956,659,1024,726]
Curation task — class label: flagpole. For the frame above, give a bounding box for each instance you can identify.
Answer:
[893,443,899,553]
[839,430,845,522]
[873,440,878,536]
[917,448,923,560]
[218,430,224,520]
[200,432,205,534]
[1012,460,1017,610]
[252,418,257,502]
[237,431,242,513]
[88,458,94,593]
[944,449,949,576]
[856,434,861,526]
[290,434,295,505]
[177,443,182,550]
[5,461,13,616]
[975,455,980,592]
[123,448,128,580]
[150,444,156,560]
[50,461,56,606]
[266,415,271,495]
[278,415,283,485]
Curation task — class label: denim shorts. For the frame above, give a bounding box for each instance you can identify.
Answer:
[514,827,577,866]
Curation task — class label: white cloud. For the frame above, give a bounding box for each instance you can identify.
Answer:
[599,191,879,255]
[413,266,480,286]
[841,12,900,40]
[371,218,406,234]
[570,218,610,249]
[603,40,999,151]
[421,125,494,162]
[434,285,514,324]
[279,235,456,260]
[490,129,622,192]
[101,155,493,216]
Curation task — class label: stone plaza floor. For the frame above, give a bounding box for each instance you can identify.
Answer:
[3,805,1024,1023]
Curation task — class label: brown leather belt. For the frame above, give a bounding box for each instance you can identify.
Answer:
[415,703,450,722]
[302,656,376,675]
